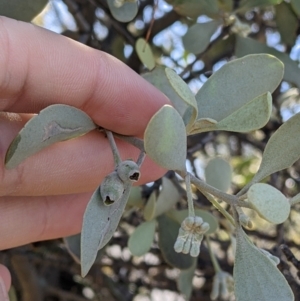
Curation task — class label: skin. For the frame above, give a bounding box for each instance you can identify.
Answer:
[0,16,170,290]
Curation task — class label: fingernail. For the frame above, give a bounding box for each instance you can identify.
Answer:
[0,277,9,301]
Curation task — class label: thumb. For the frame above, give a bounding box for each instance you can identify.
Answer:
[0,264,11,299]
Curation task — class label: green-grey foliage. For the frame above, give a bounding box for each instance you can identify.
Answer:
[205,157,232,192]
[144,105,187,171]
[235,36,300,89]
[241,113,300,191]
[275,2,298,47]
[195,54,283,122]
[238,0,283,10]
[234,227,294,301]
[106,0,138,22]
[143,191,157,221]
[63,234,81,264]
[128,219,156,256]
[165,68,198,131]
[182,20,221,55]
[135,38,155,70]
[165,0,219,18]
[247,183,290,224]
[190,92,272,134]
[153,177,181,218]
[81,183,132,277]
[143,67,194,128]
[177,258,197,299]
[0,0,48,22]
[5,104,97,169]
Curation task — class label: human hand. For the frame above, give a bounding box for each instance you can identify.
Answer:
[0,16,169,292]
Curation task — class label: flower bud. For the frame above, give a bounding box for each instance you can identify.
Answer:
[100,171,125,206]
[117,160,140,183]
[174,216,210,257]
[210,271,234,300]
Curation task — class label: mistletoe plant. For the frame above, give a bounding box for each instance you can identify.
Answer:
[5,53,300,301]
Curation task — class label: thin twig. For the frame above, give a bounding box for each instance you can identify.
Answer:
[106,130,122,166]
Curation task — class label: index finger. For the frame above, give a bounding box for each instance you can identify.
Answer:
[0,17,169,136]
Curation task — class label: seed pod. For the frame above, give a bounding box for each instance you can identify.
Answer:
[100,171,125,206]
[117,160,140,183]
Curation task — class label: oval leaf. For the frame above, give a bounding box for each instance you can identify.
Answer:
[154,177,181,218]
[81,183,132,277]
[234,227,294,301]
[275,2,298,47]
[107,0,138,22]
[183,20,221,55]
[165,68,198,131]
[143,191,157,221]
[127,186,143,208]
[247,183,290,224]
[235,36,300,89]
[5,104,96,169]
[167,209,219,235]
[245,113,300,189]
[165,0,219,18]
[0,0,48,22]
[205,157,232,192]
[157,214,194,270]
[128,219,156,256]
[144,105,187,171]
[196,54,283,122]
[135,38,155,70]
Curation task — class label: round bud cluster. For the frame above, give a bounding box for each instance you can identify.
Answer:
[100,160,140,206]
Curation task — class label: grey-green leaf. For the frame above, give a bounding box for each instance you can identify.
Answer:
[64,234,81,264]
[196,54,283,122]
[128,219,156,256]
[144,105,187,171]
[247,183,290,224]
[107,0,138,22]
[135,38,155,70]
[143,191,157,221]
[143,67,194,128]
[177,258,197,299]
[165,68,198,131]
[238,0,282,10]
[154,177,181,218]
[81,183,132,277]
[234,227,294,301]
[190,93,272,134]
[5,104,96,169]
[275,2,298,47]
[245,113,300,190]
[235,36,300,89]
[291,0,300,16]
[183,20,221,55]
[167,209,219,235]
[157,214,194,270]
[0,0,48,22]
[205,157,232,192]
[165,0,219,18]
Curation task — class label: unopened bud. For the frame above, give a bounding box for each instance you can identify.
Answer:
[100,171,125,205]
[117,160,140,183]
